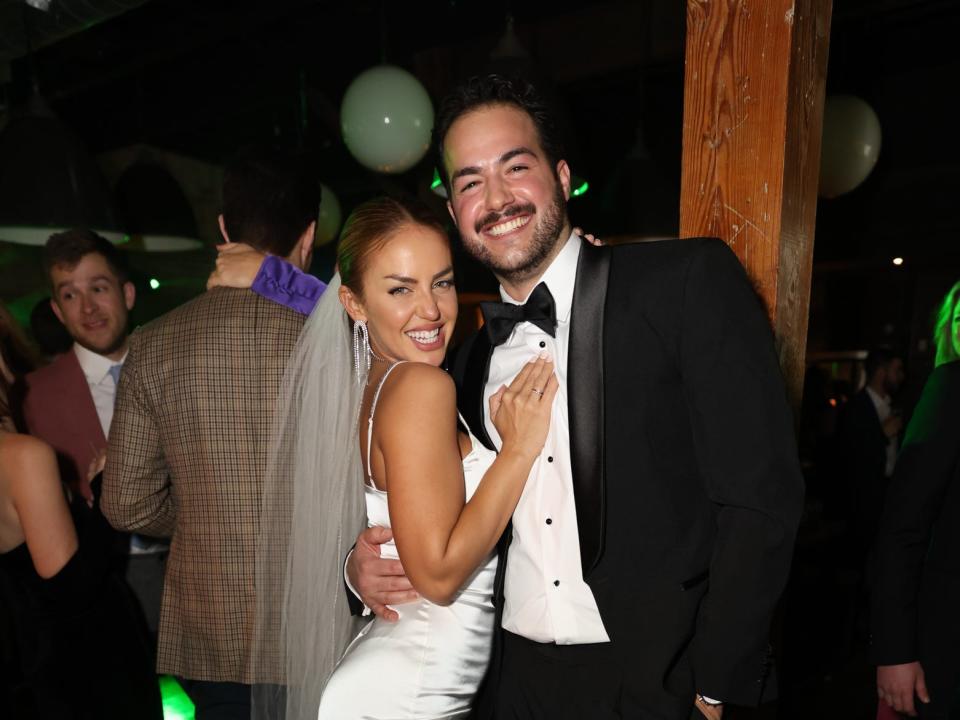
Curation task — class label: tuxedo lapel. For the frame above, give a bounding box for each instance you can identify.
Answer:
[567,241,610,577]
[455,331,496,451]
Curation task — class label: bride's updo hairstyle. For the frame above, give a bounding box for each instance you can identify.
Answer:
[337,196,447,297]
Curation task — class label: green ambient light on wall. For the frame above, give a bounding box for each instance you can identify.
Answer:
[149,278,160,290]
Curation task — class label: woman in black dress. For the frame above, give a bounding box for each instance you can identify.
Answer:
[0,317,162,720]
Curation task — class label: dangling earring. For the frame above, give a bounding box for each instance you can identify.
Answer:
[353,319,371,382]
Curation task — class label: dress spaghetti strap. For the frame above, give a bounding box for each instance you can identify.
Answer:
[365,361,407,486]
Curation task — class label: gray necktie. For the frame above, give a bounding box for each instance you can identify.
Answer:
[108,363,123,387]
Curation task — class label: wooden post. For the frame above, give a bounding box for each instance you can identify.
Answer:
[680,0,832,413]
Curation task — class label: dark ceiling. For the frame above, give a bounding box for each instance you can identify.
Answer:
[0,0,955,242]
[3,1,679,172]
[1,0,960,351]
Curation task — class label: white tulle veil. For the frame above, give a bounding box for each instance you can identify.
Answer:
[251,272,368,720]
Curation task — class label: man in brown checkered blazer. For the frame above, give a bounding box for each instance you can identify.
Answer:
[103,147,320,719]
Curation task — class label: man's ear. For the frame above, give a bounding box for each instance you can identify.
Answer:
[446,199,456,224]
[123,281,136,311]
[218,214,230,243]
[556,160,572,201]
[298,221,316,269]
[338,284,365,324]
[50,297,65,325]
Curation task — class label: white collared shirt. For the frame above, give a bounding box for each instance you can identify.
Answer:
[865,386,898,478]
[483,232,610,645]
[73,343,127,438]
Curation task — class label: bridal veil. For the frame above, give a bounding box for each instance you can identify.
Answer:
[252,273,368,720]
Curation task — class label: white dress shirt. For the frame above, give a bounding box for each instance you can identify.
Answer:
[483,232,609,645]
[73,343,127,438]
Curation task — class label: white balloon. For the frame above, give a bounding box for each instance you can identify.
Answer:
[341,65,434,174]
[819,95,882,199]
[315,183,342,246]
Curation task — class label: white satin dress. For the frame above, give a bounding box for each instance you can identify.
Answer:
[318,363,499,720]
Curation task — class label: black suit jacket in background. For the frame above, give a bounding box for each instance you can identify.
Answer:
[453,237,805,715]
[870,362,960,711]
[838,388,892,555]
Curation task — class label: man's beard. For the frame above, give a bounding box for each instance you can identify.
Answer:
[462,181,567,286]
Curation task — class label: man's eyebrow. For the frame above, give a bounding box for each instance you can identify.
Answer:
[500,147,538,165]
[451,165,482,182]
[450,147,539,182]
[55,275,113,292]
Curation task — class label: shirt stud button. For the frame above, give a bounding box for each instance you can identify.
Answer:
[547,456,554,463]
[553,580,560,587]
[545,518,552,525]
[539,341,546,348]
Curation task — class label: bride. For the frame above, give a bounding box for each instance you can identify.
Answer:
[251,196,557,720]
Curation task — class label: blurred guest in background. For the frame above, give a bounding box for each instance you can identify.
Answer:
[0,303,41,701]
[0,326,161,720]
[838,347,905,563]
[21,230,136,503]
[872,285,960,718]
[932,280,960,369]
[0,304,40,432]
[20,230,168,639]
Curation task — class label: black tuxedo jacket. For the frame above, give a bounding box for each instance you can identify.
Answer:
[870,363,960,696]
[839,389,893,552]
[451,237,804,712]
[840,389,890,483]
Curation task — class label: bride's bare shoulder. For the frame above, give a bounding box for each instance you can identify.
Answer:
[378,362,456,414]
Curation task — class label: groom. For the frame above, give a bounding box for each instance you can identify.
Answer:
[349,74,804,719]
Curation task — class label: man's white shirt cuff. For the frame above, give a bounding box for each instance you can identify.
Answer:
[343,549,372,617]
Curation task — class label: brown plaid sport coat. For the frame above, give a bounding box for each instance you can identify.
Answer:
[102,287,305,683]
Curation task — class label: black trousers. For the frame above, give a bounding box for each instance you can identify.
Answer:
[178,678,251,720]
[494,631,697,720]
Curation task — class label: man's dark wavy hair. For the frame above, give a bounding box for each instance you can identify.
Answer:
[221,145,320,257]
[43,228,130,286]
[433,74,566,195]
[865,346,903,380]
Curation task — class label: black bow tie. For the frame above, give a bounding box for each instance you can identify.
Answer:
[480,282,557,346]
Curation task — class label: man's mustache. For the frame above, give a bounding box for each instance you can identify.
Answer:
[475,203,536,234]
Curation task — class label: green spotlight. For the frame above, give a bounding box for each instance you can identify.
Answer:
[149,278,160,290]
[430,168,448,199]
[571,181,589,198]
[159,675,195,720]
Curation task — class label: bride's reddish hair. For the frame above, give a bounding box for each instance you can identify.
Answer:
[337,196,447,297]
